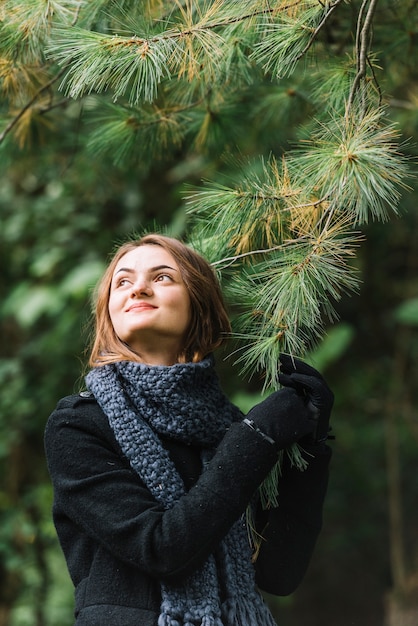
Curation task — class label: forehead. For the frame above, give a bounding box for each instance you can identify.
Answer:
[113,245,179,274]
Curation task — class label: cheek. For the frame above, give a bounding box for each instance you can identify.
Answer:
[173,290,191,328]
[183,298,193,330]
[108,294,121,327]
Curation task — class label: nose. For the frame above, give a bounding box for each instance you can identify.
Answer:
[131,276,153,297]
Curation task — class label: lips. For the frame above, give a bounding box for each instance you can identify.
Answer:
[126,302,157,312]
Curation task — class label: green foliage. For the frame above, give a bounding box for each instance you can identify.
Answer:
[187,151,367,387]
[306,323,355,370]
[250,2,329,78]
[229,232,360,385]
[394,298,418,326]
[86,100,188,165]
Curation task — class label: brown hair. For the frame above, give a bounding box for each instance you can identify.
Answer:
[88,234,231,366]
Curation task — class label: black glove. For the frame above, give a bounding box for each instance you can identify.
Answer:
[244,387,317,451]
[278,354,334,444]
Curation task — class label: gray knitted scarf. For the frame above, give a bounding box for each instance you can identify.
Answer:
[86,356,277,626]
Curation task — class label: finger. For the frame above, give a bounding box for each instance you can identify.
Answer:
[278,373,308,397]
[283,372,328,400]
[277,373,297,387]
[279,354,323,380]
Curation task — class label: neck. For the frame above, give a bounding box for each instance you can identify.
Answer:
[129,341,182,367]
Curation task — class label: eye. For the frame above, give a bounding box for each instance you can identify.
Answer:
[155,273,173,283]
[115,277,131,288]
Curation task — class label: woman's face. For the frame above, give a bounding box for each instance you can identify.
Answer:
[108,245,191,365]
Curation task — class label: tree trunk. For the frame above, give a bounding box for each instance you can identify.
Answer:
[384,322,418,626]
[385,588,418,626]
[0,608,11,626]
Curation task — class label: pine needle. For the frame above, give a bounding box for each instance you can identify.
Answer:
[86,101,186,165]
[251,3,328,78]
[290,107,411,223]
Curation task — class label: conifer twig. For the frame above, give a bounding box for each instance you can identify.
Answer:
[0,67,67,144]
[346,0,380,118]
[208,191,332,269]
[0,0,81,145]
[292,0,344,63]
[211,243,285,269]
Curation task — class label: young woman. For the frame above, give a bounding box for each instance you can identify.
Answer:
[45,233,334,626]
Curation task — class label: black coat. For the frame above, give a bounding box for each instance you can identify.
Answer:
[44,393,331,626]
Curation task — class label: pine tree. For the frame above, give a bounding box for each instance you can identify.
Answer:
[1,0,413,383]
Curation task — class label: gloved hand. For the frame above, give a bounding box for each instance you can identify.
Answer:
[244,387,317,451]
[278,354,334,444]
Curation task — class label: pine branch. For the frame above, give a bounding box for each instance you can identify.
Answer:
[0,0,81,145]
[2,0,81,60]
[0,67,67,145]
[0,56,48,105]
[86,100,190,165]
[346,0,380,117]
[187,155,310,257]
[48,26,214,103]
[289,107,410,223]
[225,224,362,388]
[210,195,331,269]
[46,1,338,105]
[189,101,409,385]
[250,1,343,78]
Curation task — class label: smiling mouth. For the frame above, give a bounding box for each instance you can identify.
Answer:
[127,304,157,312]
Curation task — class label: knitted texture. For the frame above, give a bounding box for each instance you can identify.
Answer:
[86,356,278,626]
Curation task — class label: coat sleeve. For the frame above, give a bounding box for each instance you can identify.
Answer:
[254,444,331,595]
[44,395,279,585]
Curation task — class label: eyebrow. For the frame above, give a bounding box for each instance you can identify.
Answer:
[114,264,178,276]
